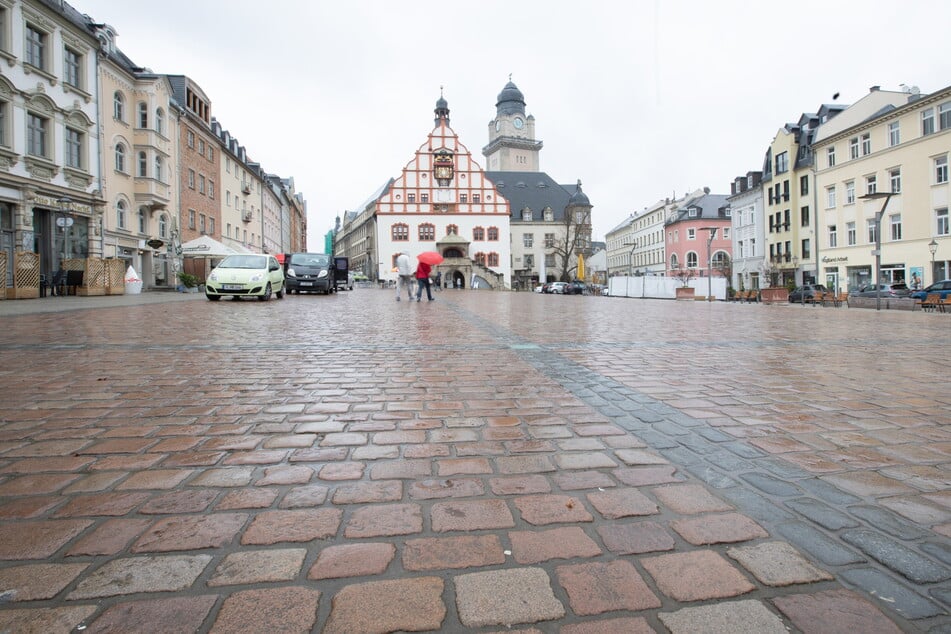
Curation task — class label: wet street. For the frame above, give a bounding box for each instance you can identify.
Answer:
[0,288,948,633]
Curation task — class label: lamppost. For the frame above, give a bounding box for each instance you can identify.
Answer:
[929,239,938,284]
[700,227,717,302]
[859,191,897,311]
[792,254,802,305]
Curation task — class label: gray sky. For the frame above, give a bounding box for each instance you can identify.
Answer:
[79,0,951,249]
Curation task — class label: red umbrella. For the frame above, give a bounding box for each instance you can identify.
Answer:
[417,251,444,266]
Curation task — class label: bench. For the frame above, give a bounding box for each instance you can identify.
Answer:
[918,293,941,312]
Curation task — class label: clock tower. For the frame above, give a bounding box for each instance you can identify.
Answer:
[482,79,543,172]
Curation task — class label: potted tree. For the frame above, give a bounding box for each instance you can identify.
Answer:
[759,262,789,304]
[673,267,696,300]
[177,272,200,293]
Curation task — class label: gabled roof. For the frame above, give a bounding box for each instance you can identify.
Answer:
[666,193,730,225]
[486,171,572,221]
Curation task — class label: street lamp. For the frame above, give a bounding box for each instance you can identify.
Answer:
[623,241,636,277]
[700,227,717,302]
[859,191,897,311]
[929,239,938,284]
[791,254,802,305]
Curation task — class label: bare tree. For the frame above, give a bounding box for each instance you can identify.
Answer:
[673,267,696,288]
[714,253,733,287]
[760,260,781,288]
[550,205,591,282]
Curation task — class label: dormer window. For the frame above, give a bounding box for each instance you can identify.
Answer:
[522,207,532,221]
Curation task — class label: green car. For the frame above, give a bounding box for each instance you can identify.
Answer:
[205,254,285,301]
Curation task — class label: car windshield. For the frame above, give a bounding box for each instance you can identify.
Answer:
[289,254,329,267]
[218,255,267,269]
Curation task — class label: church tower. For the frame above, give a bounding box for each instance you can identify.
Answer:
[482,79,543,172]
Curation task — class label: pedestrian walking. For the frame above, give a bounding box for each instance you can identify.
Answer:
[395,252,414,301]
[434,271,442,291]
[416,260,434,302]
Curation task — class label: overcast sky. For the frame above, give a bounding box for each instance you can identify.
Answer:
[79,0,951,248]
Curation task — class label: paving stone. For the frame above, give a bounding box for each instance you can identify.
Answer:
[139,489,219,514]
[210,586,320,634]
[822,471,916,497]
[308,542,396,579]
[740,472,802,497]
[188,467,255,487]
[551,470,615,491]
[323,577,445,634]
[879,496,951,526]
[514,494,593,526]
[454,567,565,628]
[785,497,860,530]
[0,563,88,601]
[613,465,682,486]
[66,518,151,556]
[848,504,930,539]
[841,529,950,583]
[370,458,432,479]
[651,483,734,514]
[0,519,91,559]
[559,616,654,634]
[255,464,314,485]
[242,509,342,545]
[509,527,600,564]
[553,452,618,470]
[0,473,79,495]
[114,469,192,490]
[670,512,768,545]
[52,492,150,517]
[331,480,403,504]
[432,499,515,532]
[586,488,657,519]
[131,513,247,553]
[614,448,669,465]
[404,534,506,570]
[776,521,866,566]
[489,475,551,495]
[279,484,329,508]
[840,567,944,620]
[0,606,97,634]
[597,520,675,555]
[773,588,904,634]
[641,550,755,601]
[215,487,279,510]
[555,559,661,615]
[68,554,212,599]
[87,595,218,633]
[496,455,556,474]
[207,548,306,586]
[345,503,423,538]
[318,462,366,480]
[727,541,834,586]
[408,477,485,499]
[659,599,788,634]
[437,457,493,475]
[796,478,863,506]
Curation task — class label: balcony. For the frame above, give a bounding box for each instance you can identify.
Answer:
[242,211,252,223]
[134,178,172,209]
[242,184,252,195]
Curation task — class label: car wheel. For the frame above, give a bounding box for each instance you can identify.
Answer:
[276,284,284,299]
[206,294,220,301]
[259,283,272,301]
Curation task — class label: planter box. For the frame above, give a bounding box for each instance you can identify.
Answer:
[760,287,789,304]
[675,287,695,300]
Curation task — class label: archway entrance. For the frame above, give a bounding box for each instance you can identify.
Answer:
[451,270,465,289]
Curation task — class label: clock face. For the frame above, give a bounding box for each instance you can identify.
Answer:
[495,120,501,131]
[514,117,524,129]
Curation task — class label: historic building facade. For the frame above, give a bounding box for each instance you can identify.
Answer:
[663,190,731,278]
[728,171,765,290]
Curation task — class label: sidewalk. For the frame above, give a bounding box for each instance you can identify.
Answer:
[0,289,947,632]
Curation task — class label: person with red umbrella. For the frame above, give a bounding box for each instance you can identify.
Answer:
[415,251,441,302]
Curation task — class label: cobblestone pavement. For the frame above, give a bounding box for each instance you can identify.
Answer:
[0,289,948,633]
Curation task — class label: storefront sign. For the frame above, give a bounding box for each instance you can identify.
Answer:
[821,256,849,263]
[147,239,164,249]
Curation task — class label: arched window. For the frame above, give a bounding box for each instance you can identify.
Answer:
[159,214,168,238]
[712,251,729,271]
[474,252,486,266]
[419,223,435,241]
[138,207,147,233]
[487,227,499,241]
[137,102,148,128]
[115,143,125,172]
[670,254,679,269]
[487,253,499,267]
[154,156,163,182]
[155,108,164,135]
[472,227,484,241]
[543,207,553,221]
[522,207,532,221]
[687,252,698,268]
[137,151,147,177]
[391,223,409,241]
[116,199,127,229]
[113,91,124,121]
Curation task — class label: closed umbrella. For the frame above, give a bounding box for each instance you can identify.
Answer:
[417,251,444,266]
[577,254,585,281]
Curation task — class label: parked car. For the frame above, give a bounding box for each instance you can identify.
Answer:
[852,282,912,298]
[284,252,334,294]
[788,283,829,303]
[546,282,568,294]
[205,254,285,301]
[534,284,544,293]
[563,281,586,295]
[910,279,951,300]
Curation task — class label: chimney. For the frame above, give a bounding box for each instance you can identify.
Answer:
[869,85,880,92]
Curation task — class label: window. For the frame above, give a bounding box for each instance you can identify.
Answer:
[523,233,533,248]
[940,102,951,130]
[188,209,196,230]
[800,175,809,196]
[138,151,147,177]
[826,186,836,208]
[722,227,730,240]
[827,146,836,167]
[937,208,949,236]
[188,169,195,189]
[922,108,935,135]
[460,194,467,203]
[670,254,679,269]
[155,109,164,135]
[473,227,484,240]
[802,238,811,260]
[209,218,215,235]
[866,175,877,195]
[115,143,125,172]
[545,233,555,248]
[138,102,147,128]
[488,253,499,267]
[0,100,6,147]
[890,214,902,241]
[473,194,480,203]
[116,200,127,229]
[421,193,429,203]
[775,151,788,174]
[198,139,204,154]
[524,254,534,268]
[686,252,698,268]
[154,157,163,182]
[138,208,146,234]
[828,225,837,248]
[522,207,531,221]
[487,227,499,241]
[198,174,205,194]
[687,228,696,240]
[407,194,415,203]
[688,208,697,218]
[800,206,810,227]
[65,128,82,168]
[64,46,81,88]
[936,156,948,184]
[207,147,214,161]
[391,223,409,241]
[186,130,194,148]
[159,214,168,238]
[889,168,901,193]
[209,181,215,199]
[861,133,871,156]
[847,221,856,245]
[26,113,47,157]
[849,137,859,159]
[845,181,855,204]
[419,223,435,241]
[888,121,900,146]
[199,214,206,234]
[867,219,877,244]
[25,25,45,69]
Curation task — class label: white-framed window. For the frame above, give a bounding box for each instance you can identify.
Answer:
[523,233,533,248]
[922,108,935,135]
[889,168,901,193]
[198,174,205,194]
[209,181,215,200]
[849,137,859,159]
[64,46,81,88]
[829,225,838,248]
[187,169,195,189]
[936,155,949,184]
[521,207,531,221]
[188,209,195,230]
[154,156,163,182]
[845,181,855,204]
[0,6,8,54]
[198,139,204,154]
[137,151,147,177]
[159,214,168,238]
[861,133,871,156]
[890,214,902,241]
[888,121,900,146]
[26,112,48,157]
[687,228,696,240]
[686,252,698,268]
[115,143,126,172]
[25,24,46,70]
[940,101,951,130]
[137,102,147,128]
[937,208,949,236]
[827,146,836,167]
[826,185,836,208]
[186,130,194,148]
[847,221,856,246]
[138,207,146,233]
[65,127,82,169]
[155,108,164,135]
[866,175,877,195]
[0,99,8,147]
[116,199,127,229]
[775,151,788,174]
[867,219,877,244]
[113,91,124,121]
[722,228,730,239]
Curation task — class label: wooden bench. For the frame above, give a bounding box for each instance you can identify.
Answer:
[941,297,951,313]
[804,291,825,306]
[919,293,942,312]
[832,292,849,307]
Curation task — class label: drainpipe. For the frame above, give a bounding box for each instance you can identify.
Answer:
[94,49,105,258]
